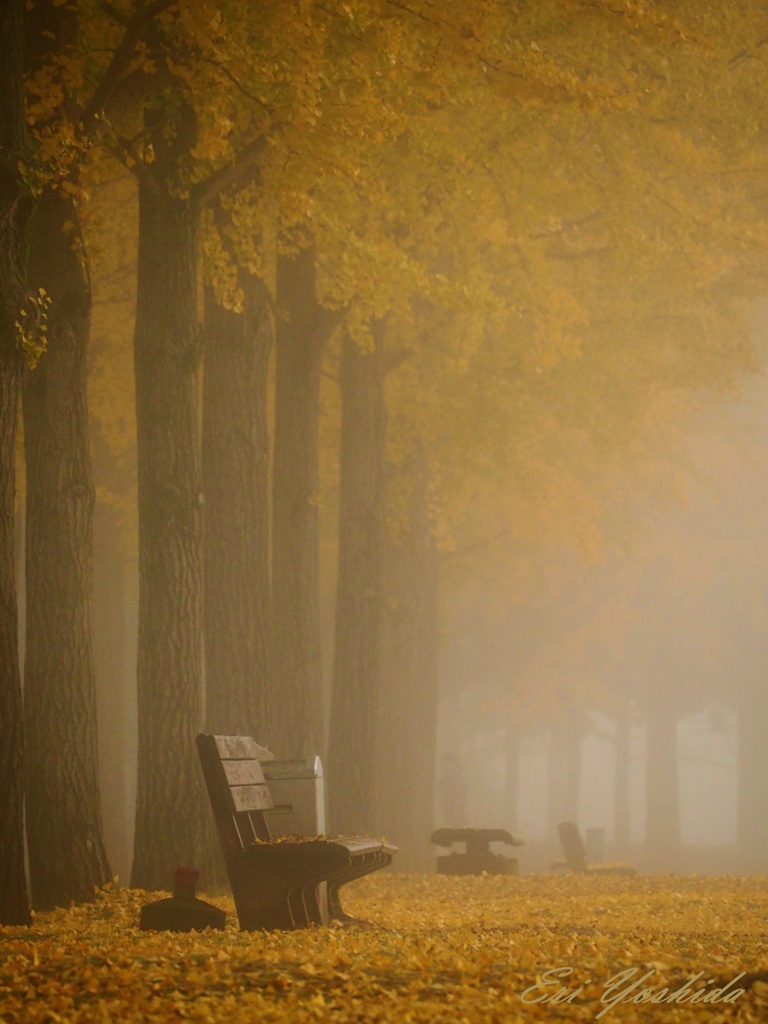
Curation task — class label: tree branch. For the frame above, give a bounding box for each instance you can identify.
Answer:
[83,0,176,126]
[192,134,269,207]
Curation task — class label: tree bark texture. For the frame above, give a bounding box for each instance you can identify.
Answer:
[0,353,28,926]
[375,455,440,871]
[326,326,386,835]
[93,500,134,885]
[202,273,274,738]
[271,247,335,757]
[23,188,112,909]
[130,105,205,890]
[0,0,33,926]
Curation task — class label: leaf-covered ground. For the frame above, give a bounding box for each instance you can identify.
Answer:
[1,873,767,1022]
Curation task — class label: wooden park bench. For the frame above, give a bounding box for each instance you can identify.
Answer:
[196,734,396,930]
[553,821,636,876]
[430,827,523,875]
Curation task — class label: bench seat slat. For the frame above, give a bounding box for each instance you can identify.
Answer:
[248,836,386,857]
[245,839,352,870]
[327,836,387,856]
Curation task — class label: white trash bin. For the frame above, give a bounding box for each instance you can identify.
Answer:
[262,756,326,836]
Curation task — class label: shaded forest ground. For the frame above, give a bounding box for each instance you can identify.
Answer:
[1,873,767,1022]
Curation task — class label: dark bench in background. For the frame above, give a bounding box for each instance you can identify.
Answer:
[554,821,636,875]
[196,733,396,930]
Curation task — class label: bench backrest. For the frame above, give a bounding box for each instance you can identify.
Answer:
[197,734,276,852]
[558,821,588,872]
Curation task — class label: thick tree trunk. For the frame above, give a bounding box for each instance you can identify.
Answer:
[93,499,134,885]
[130,108,205,890]
[271,247,337,757]
[23,188,111,908]
[644,708,680,871]
[0,0,33,926]
[0,367,28,924]
[375,455,440,871]
[327,326,386,834]
[202,273,274,738]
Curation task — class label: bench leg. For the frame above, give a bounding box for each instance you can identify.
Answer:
[297,882,328,926]
[327,853,393,923]
[234,893,296,931]
[230,868,302,931]
[234,869,332,930]
[293,876,332,927]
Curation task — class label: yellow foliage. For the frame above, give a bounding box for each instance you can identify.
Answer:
[18,0,768,597]
[1,874,767,1023]
[15,287,52,369]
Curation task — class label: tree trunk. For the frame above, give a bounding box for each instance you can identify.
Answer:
[23,187,112,908]
[503,722,519,832]
[644,708,680,871]
[545,714,581,829]
[544,728,560,839]
[0,357,28,925]
[327,325,386,834]
[0,0,31,926]
[375,454,440,871]
[93,498,134,885]
[202,273,274,737]
[564,719,582,823]
[271,246,337,757]
[735,680,768,873]
[130,104,205,890]
[613,697,632,857]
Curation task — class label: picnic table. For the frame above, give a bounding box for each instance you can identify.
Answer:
[430,827,522,875]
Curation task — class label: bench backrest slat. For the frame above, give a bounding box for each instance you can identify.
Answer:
[223,758,268,787]
[231,783,273,813]
[213,735,275,761]
[197,733,274,849]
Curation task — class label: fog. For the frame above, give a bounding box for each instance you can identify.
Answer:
[91,366,768,882]
[84,321,768,882]
[437,366,768,875]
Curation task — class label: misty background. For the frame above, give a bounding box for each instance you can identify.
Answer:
[59,326,768,882]
[438,355,768,875]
